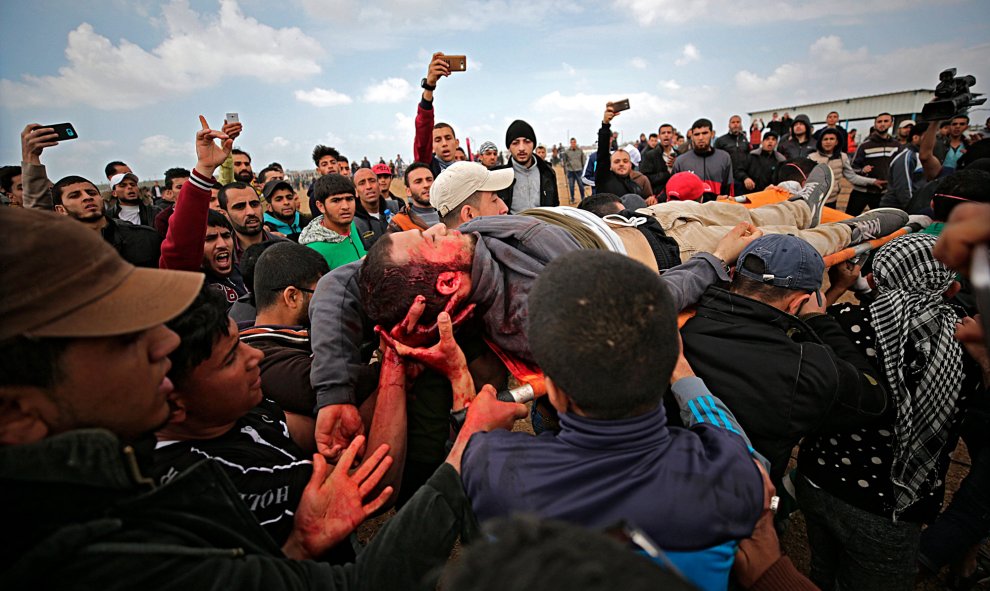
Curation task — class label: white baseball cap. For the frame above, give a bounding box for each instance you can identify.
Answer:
[430,162,514,217]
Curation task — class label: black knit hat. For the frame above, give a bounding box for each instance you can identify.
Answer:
[505,119,537,148]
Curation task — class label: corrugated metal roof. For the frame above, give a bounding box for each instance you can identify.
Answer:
[748,89,935,126]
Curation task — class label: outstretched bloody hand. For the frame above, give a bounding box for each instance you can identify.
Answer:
[284,436,393,560]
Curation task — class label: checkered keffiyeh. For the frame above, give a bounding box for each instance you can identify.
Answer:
[868,233,964,518]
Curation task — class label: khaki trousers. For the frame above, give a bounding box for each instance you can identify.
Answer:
[638,200,851,263]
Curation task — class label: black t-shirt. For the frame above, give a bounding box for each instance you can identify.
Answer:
[153,399,312,544]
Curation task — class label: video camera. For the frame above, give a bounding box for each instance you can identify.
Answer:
[921,68,985,121]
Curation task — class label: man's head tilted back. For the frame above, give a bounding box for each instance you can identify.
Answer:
[358,224,476,329]
[0,208,202,444]
[527,251,679,420]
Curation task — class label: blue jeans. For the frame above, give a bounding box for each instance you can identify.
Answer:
[566,170,584,202]
[796,474,921,591]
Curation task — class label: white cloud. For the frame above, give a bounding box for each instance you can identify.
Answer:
[732,35,989,113]
[294,87,353,107]
[300,0,582,31]
[531,90,695,147]
[630,57,647,70]
[562,62,577,76]
[674,44,700,66]
[0,0,324,110]
[659,79,681,91]
[614,0,935,25]
[363,78,413,103]
[269,136,291,148]
[138,134,188,158]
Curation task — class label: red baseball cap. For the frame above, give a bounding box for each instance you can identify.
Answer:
[371,163,393,176]
[665,172,711,201]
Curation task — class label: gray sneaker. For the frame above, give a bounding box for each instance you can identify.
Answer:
[841,208,909,244]
[788,163,833,228]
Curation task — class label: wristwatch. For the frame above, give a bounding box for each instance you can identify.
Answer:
[420,78,436,91]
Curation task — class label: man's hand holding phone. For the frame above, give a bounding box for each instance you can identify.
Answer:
[20,124,66,165]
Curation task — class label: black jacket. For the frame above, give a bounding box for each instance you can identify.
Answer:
[495,157,558,211]
[594,122,647,197]
[353,198,402,250]
[739,148,786,191]
[102,216,162,268]
[715,132,751,181]
[680,287,888,485]
[638,146,672,193]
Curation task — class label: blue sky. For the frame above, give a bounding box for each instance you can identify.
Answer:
[1,0,988,181]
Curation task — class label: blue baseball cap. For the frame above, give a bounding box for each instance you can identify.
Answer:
[736,234,825,295]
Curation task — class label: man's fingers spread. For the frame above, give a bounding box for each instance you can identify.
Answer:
[199,115,210,130]
[337,435,365,471]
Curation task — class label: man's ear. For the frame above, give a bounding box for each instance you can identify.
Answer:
[435,271,463,296]
[785,292,812,315]
[54,205,67,215]
[282,286,303,310]
[315,200,326,215]
[459,205,476,223]
[545,376,569,415]
[0,387,56,445]
[165,393,187,425]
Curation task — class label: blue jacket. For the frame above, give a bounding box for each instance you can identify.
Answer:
[461,377,764,591]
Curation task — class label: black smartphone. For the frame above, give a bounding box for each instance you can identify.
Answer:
[612,98,631,112]
[46,123,79,141]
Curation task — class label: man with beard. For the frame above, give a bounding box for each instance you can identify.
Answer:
[218,182,279,259]
[672,118,734,199]
[716,115,752,195]
[496,119,558,213]
[231,148,254,183]
[299,174,366,270]
[848,112,901,215]
[388,162,440,231]
[108,171,161,226]
[18,124,161,267]
[262,179,308,242]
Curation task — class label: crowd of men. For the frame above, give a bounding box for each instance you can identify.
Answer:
[3,51,990,591]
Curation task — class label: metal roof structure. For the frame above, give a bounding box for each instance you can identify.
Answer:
[748,89,935,127]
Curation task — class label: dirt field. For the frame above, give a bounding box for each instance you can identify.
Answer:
[344,164,979,589]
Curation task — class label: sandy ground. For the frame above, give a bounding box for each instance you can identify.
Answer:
[336,164,979,589]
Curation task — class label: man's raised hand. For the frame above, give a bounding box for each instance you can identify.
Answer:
[20,124,60,165]
[195,115,232,179]
[283,436,393,560]
[426,52,451,87]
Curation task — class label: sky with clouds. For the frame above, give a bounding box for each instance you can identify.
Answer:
[1,0,988,180]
